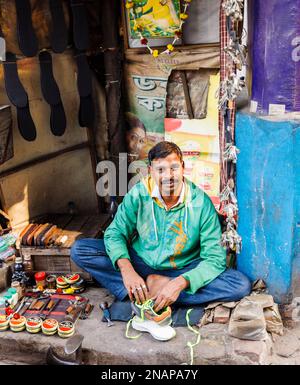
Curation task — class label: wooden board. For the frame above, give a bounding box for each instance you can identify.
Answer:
[76,214,110,239]
[31,214,73,229]
[57,215,90,248]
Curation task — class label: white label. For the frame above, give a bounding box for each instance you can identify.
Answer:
[250,100,258,113]
[268,104,286,116]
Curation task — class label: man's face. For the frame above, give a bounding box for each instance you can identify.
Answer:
[149,152,184,197]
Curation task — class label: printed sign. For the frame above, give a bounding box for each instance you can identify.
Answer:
[127,0,181,39]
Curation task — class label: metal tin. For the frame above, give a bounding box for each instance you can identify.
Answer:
[46,274,56,289]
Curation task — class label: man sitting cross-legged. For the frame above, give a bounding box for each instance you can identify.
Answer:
[71,141,251,335]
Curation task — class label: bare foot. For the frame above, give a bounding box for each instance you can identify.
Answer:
[146,274,171,300]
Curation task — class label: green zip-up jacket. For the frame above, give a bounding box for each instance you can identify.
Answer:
[104,176,226,294]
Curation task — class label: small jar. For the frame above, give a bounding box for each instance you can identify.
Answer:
[11,281,24,299]
[34,271,46,288]
[46,274,56,290]
[14,256,24,273]
[7,288,18,307]
[23,255,34,274]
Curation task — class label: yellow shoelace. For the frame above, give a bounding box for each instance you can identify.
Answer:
[182,309,201,365]
[125,299,154,339]
[126,303,201,364]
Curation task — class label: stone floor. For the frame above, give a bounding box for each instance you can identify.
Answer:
[0,287,299,365]
[269,324,300,365]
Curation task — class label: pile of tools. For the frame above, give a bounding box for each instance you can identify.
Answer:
[0,292,94,338]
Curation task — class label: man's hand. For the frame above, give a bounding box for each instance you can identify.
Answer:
[117,258,149,304]
[152,275,189,312]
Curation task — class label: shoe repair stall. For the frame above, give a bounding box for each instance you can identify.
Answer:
[0,0,244,343]
[0,0,297,364]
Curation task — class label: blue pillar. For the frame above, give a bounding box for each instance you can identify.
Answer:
[236,112,300,303]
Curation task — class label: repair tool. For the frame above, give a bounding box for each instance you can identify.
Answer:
[11,296,27,314]
[64,306,83,323]
[99,302,114,327]
[36,297,52,318]
[41,298,61,318]
[19,297,35,316]
[79,303,94,320]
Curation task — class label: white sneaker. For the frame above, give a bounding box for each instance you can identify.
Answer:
[131,315,176,341]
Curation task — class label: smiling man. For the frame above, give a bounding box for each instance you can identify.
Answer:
[71,141,251,315]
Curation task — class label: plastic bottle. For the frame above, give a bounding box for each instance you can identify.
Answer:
[7,288,18,307]
[3,293,12,305]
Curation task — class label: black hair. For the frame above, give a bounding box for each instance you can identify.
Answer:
[125,112,146,133]
[148,141,183,165]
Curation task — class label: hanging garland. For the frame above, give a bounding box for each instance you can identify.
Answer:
[217,0,247,256]
[125,0,192,57]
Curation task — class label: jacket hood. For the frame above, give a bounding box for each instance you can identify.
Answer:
[141,175,197,242]
[141,175,195,211]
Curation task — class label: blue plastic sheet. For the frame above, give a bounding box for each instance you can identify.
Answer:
[251,0,300,113]
[236,112,300,303]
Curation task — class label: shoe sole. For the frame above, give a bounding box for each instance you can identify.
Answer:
[132,320,176,341]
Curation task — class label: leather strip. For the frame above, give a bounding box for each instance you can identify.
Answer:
[70,0,89,51]
[75,52,92,97]
[22,224,39,245]
[49,0,68,54]
[19,223,33,241]
[33,223,50,246]
[78,95,94,128]
[21,224,38,245]
[26,224,41,246]
[39,50,66,136]
[42,225,57,246]
[47,228,63,245]
[3,52,37,141]
[15,0,38,57]
[36,223,53,246]
[74,51,94,127]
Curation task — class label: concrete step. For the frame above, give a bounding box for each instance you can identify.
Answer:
[0,288,273,365]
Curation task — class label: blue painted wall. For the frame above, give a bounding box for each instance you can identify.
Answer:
[236,112,300,303]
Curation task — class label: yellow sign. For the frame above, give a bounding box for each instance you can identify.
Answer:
[128,0,181,38]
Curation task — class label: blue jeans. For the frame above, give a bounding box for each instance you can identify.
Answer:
[71,238,251,306]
